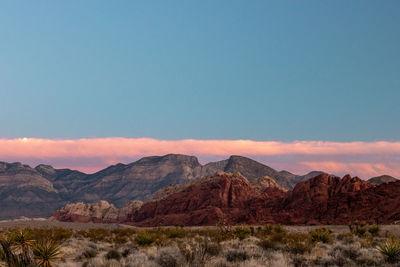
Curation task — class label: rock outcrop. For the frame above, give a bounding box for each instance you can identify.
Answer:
[52,172,400,226]
[50,200,143,223]
[367,175,398,185]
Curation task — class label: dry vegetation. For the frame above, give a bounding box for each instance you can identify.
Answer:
[1,223,400,266]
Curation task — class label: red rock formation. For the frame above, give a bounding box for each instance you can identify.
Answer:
[52,172,400,226]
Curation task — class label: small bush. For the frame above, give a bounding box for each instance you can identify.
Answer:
[234,226,251,240]
[284,233,313,254]
[336,232,355,244]
[258,238,279,250]
[122,247,137,258]
[203,240,221,256]
[105,249,122,261]
[166,228,186,239]
[155,247,185,267]
[368,224,380,235]
[273,224,286,234]
[332,244,360,261]
[81,249,98,259]
[134,231,155,246]
[226,249,248,262]
[309,228,332,244]
[377,238,400,263]
[262,225,273,235]
[354,226,367,237]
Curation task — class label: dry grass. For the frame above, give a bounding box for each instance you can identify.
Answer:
[1,223,400,266]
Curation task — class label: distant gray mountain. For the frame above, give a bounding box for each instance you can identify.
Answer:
[0,154,324,219]
[367,175,398,185]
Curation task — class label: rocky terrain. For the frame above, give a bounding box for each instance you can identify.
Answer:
[0,154,323,219]
[52,172,400,226]
[367,175,399,185]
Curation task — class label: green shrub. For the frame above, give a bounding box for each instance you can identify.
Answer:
[309,228,332,244]
[377,238,400,263]
[262,225,273,235]
[368,224,380,235]
[273,224,286,234]
[166,228,186,239]
[234,226,251,240]
[134,231,155,246]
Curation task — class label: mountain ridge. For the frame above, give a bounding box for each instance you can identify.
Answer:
[0,154,392,220]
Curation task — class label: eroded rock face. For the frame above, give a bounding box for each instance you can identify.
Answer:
[251,176,288,192]
[52,172,400,226]
[50,200,143,223]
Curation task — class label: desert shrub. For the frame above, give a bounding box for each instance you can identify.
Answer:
[155,247,185,267]
[273,224,286,234]
[77,229,112,242]
[332,244,360,261]
[79,249,98,259]
[309,228,332,244]
[360,234,377,248]
[234,226,251,240]
[368,224,381,235]
[134,230,155,246]
[166,228,186,239]
[349,221,369,237]
[262,225,273,235]
[258,238,279,251]
[289,255,309,267]
[377,238,400,263]
[122,247,137,258]
[354,226,367,237]
[215,220,234,242]
[284,233,313,254]
[105,249,122,261]
[226,249,248,262]
[336,232,355,244]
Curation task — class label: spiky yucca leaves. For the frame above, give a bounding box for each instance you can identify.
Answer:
[8,230,35,266]
[377,238,400,263]
[32,240,61,267]
[0,239,26,267]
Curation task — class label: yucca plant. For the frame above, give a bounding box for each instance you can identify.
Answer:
[32,240,61,267]
[9,230,35,266]
[0,239,27,267]
[377,238,400,263]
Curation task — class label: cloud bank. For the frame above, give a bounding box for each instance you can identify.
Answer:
[0,138,399,179]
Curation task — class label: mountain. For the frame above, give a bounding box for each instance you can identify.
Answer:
[52,172,400,226]
[0,154,327,219]
[367,175,398,185]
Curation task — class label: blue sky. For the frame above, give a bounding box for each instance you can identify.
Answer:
[0,1,399,141]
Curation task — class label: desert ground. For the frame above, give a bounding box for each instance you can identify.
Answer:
[1,219,400,267]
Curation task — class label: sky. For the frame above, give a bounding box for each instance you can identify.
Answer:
[0,1,399,178]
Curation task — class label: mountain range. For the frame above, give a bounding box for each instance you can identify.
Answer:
[0,154,397,220]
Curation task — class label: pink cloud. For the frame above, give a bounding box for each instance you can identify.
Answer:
[0,138,399,178]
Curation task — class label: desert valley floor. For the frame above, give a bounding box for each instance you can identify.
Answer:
[1,219,400,267]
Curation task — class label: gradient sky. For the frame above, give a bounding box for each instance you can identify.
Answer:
[0,1,399,177]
